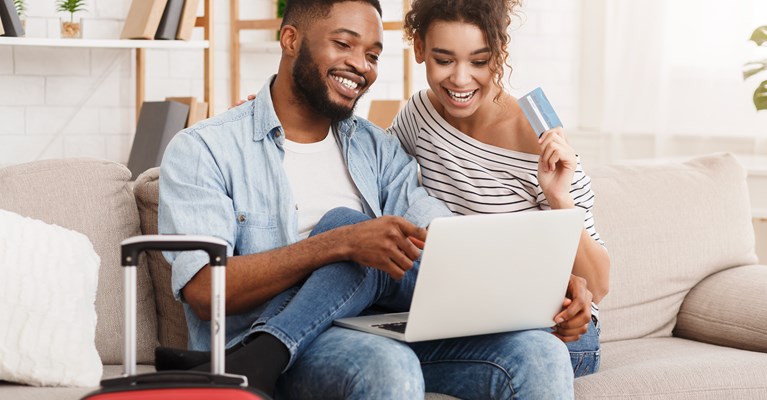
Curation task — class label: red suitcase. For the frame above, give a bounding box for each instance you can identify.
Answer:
[82,235,270,400]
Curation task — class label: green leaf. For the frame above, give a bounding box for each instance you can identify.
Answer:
[56,0,86,14]
[750,26,767,46]
[754,80,767,111]
[13,0,26,16]
[744,60,767,80]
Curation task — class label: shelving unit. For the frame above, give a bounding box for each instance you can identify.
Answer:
[0,0,214,120]
[228,0,412,107]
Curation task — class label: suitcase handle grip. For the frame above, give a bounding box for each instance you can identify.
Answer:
[119,235,229,378]
[101,371,247,388]
[121,235,227,267]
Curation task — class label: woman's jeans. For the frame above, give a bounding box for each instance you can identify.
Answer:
[565,318,601,377]
[249,207,595,399]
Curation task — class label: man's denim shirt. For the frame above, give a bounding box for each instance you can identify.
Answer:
[159,77,452,350]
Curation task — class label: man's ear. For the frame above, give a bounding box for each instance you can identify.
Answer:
[280,25,300,57]
[413,34,425,64]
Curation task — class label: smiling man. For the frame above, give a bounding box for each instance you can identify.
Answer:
[158,0,453,398]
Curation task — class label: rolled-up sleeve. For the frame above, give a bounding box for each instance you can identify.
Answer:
[159,131,237,301]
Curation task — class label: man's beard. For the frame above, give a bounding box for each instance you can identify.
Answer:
[292,41,362,121]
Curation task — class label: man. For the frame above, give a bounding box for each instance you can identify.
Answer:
[158,0,575,398]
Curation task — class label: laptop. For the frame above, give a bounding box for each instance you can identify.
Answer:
[333,208,585,342]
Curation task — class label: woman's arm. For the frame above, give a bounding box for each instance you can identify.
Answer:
[537,128,610,303]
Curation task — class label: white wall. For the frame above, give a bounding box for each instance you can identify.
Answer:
[0,0,583,167]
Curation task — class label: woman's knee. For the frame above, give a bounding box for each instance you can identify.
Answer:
[513,331,573,391]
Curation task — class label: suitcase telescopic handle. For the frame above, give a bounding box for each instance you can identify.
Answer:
[119,235,229,377]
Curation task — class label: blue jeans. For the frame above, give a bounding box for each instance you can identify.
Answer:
[247,208,415,367]
[565,318,601,377]
[254,207,576,399]
[276,326,573,400]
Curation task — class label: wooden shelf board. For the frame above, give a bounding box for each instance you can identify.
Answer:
[0,37,209,49]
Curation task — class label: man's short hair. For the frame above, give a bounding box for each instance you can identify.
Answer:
[281,0,383,30]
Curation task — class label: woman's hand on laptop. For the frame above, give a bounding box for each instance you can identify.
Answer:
[552,274,593,342]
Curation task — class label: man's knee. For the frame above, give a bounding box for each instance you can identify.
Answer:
[279,328,424,398]
[311,207,370,236]
[346,337,424,395]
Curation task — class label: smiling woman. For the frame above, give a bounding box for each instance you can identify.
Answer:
[389,0,610,382]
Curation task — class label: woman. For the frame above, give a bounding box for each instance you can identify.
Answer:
[389,0,611,376]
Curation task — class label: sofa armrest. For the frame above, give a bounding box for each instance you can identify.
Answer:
[674,264,767,352]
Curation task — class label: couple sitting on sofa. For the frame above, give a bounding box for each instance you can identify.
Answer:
[156,0,610,398]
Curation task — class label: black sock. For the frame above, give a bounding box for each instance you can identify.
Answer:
[192,333,290,395]
[154,344,243,371]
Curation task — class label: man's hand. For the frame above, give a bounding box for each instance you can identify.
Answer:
[338,216,427,280]
[552,274,593,342]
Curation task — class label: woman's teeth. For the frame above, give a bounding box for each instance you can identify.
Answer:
[447,89,476,103]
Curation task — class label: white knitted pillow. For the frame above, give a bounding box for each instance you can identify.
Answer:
[0,209,103,387]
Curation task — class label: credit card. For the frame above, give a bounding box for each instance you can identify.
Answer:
[519,87,563,138]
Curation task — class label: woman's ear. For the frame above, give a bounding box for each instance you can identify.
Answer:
[280,25,299,57]
[413,34,425,64]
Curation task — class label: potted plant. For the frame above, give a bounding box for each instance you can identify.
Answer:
[276,0,286,40]
[56,0,86,39]
[743,26,767,111]
[13,0,26,32]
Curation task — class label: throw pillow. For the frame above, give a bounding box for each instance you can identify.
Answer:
[0,209,103,387]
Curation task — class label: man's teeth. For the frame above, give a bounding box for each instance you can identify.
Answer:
[332,75,359,91]
[447,89,476,103]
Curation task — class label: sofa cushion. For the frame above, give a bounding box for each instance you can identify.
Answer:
[588,153,758,342]
[134,167,188,349]
[0,158,158,364]
[574,337,767,399]
[0,365,156,400]
[674,264,767,352]
[0,210,102,387]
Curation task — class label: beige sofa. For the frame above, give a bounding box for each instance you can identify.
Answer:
[0,152,766,399]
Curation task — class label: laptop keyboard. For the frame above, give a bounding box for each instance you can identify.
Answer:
[372,321,407,334]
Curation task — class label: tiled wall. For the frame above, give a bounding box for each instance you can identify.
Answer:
[0,0,582,167]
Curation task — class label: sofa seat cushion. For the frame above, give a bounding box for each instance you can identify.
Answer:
[575,337,767,399]
[0,159,158,364]
[0,365,155,400]
[588,153,758,342]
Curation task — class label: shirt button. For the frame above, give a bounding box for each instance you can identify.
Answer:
[238,214,246,223]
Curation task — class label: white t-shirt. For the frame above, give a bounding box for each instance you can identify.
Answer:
[283,128,363,239]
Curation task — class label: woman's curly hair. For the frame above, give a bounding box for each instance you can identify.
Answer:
[404,0,522,101]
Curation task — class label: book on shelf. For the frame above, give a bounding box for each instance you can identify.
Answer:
[155,0,184,40]
[120,0,169,40]
[165,96,208,127]
[0,0,25,37]
[127,100,189,179]
[0,12,4,35]
[175,0,199,40]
